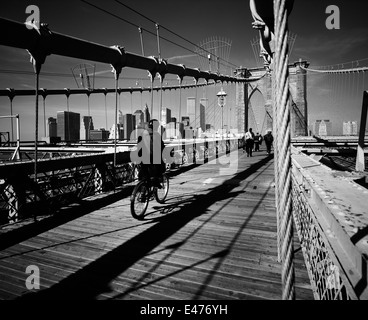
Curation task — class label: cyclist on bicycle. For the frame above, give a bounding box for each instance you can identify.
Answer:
[136,119,166,188]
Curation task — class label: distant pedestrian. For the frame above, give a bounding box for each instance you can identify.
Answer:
[263,130,274,155]
[244,128,255,157]
[254,132,261,152]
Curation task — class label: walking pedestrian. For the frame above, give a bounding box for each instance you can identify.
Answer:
[244,128,255,157]
[254,132,261,152]
[263,130,274,155]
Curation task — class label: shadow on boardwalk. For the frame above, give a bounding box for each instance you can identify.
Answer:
[17,155,274,300]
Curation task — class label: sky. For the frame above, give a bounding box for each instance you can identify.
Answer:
[1,0,368,139]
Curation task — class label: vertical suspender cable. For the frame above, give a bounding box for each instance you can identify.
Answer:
[87,93,91,141]
[149,72,155,121]
[104,90,108,131]
[159,76,163,124]
[113,73,120,169]
[34,70,40,182]
[156,23,161,61]
[9,95,14,142]
[131,90,133,114]
[138,27,145,56]
[178,77,182,125]
[66,91,70,141]
[194,79,197,130]
[42,93,47,138]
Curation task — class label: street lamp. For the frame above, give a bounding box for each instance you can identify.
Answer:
[217,87,227,135]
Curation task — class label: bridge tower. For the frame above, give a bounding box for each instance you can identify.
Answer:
[235,60,309,137]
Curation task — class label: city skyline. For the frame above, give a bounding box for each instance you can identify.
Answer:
[1,0,368,139]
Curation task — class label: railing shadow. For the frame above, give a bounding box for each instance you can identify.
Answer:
[0,150,237,250]
[0,185,134,251]
[17,154,274,300]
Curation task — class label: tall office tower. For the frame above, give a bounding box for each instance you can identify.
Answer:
[351,121,358,135]
[199,98,207,131]
[118,110,124,125]
[134,110,144,128]
[343,121,359,136]
[343,121,351,136]
[57,111,80,141]
[318,120,332,136]
[187,97,196,128]
[48,117,57,137]
[161,108,172,127]
[312,120,321,136]
[143,104,150,123]
[83,116,94,140]
[109,124,123,140]
[123,113,135,140]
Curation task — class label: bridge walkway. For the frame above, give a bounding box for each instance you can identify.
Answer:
[0,149,313,300]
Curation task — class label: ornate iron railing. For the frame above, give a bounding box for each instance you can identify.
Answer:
[291,149,368,300]
[0,138,243,225]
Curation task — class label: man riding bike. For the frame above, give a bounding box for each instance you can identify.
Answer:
[135,119,166,188]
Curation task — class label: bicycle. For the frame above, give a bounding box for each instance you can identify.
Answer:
[130,171,169,220]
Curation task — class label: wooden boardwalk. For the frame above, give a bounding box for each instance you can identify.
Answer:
[0,149,313,300]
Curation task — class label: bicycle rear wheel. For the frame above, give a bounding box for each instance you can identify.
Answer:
[130,181,149,220]
[154,173,169,204]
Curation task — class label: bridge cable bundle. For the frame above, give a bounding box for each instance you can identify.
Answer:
[251,0,296,299]
[274,0,296,301]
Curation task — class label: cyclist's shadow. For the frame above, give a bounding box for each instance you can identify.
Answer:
[144,189,246,222]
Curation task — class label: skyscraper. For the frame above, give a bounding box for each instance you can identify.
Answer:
[109,124,123,140]
[48,117,57,138]
[83,116,94,140]
[161,108,171,127]
[187,97,196,128]
[199,98,207,131]
[343,121,358,136]
[57,111,80,141]
[143,104,150,123]
[134,110,144,128]
[312,120,332,136]
[122,114,135,140]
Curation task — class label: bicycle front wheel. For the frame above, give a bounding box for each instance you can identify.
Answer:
[130,181,149,220]
[154,173,169,204]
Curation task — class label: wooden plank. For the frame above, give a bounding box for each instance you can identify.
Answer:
[0,150,313,300]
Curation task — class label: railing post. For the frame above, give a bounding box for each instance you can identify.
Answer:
[356,91,367,172]
[94,165,106,194]
[3,177,25,223]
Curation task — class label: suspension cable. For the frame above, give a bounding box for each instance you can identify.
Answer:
[113,0,239,70]
[300,65,368,74]
[81,0,237,71]
[274,0,295,300]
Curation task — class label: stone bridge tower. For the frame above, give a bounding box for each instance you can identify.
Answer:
[235,60,309,137]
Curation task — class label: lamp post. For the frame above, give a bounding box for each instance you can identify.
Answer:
[217,87,227,135]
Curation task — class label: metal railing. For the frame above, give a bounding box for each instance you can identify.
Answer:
[0,137,243,225]
[291,148,368,299]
